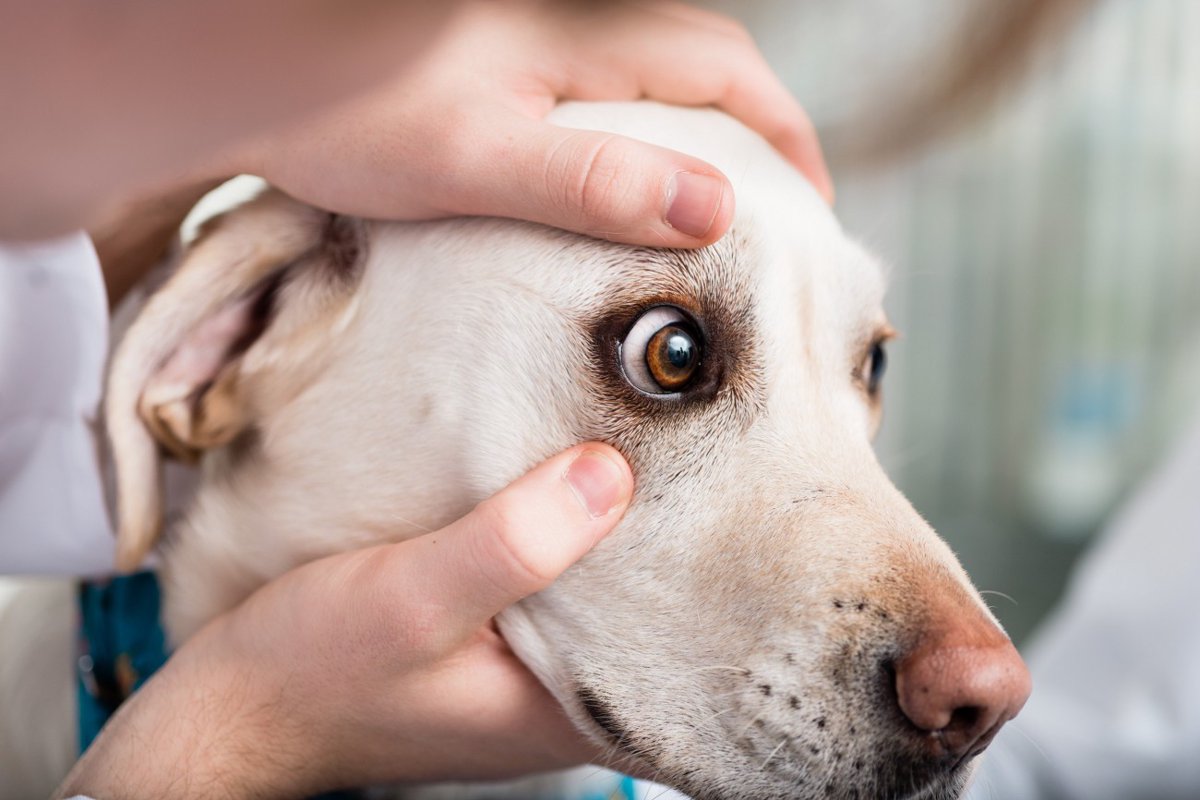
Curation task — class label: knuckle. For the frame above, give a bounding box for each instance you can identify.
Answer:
[473,495,553,594]
[546,132,631,226]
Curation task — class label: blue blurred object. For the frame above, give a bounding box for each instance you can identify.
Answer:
[76,572,168,754]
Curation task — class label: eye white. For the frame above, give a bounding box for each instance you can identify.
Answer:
[619,306,691,395]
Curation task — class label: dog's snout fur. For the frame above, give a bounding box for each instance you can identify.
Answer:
[104,102,1028,800]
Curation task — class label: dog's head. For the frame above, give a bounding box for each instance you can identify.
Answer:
[106,102,1029,800]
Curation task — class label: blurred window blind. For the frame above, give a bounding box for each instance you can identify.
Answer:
[717,0,1200,641]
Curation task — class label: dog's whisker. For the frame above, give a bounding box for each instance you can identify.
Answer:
[684,664,751,675]
[593,746,623,775]
[642,758,671,800]
[978,771,997,800]
[387,513,434,534]
[710,684,758,703]
[978,589,1018,607]
[647,779,677,800]
[759,737,788,772]
[579,763,609,782]
[1010,720,1052,766]
[736,714,763,739]
[591,717,648,778]
[696,705,736,728]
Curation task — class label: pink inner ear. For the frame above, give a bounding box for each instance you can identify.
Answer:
[149,292,262,393]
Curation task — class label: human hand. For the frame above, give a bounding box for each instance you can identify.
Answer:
[58,444,633,799]
[236,0,833,248]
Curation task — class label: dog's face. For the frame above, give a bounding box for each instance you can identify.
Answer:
[106,103,1029,800]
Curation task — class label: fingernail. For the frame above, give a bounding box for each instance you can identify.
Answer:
[564,450,629,519]
[665,171,725,239]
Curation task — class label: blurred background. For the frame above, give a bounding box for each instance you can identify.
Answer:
[709,0,1200,644]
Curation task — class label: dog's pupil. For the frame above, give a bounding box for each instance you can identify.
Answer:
[644,324,699,391]
[869,341,887,392]
[664,330,694,370]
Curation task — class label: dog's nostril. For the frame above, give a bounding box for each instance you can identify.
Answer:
[880,658,898,687]
[946,705,981,735]
[893,631,1031,761]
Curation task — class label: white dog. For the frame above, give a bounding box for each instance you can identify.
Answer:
[5,102,1031,800]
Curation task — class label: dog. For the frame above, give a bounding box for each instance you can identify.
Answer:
[12,101,1032,800]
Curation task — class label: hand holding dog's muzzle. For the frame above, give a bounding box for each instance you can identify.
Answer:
[58,444,633,799]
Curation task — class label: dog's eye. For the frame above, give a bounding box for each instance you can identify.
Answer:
[620,306,704,395]
[864,340,887,395]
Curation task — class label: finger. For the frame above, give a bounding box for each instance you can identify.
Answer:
[403,444,633,640]
[703,70,834,205]
[566,11,835,203]
[637,52,833,203]
[437,112,735,247]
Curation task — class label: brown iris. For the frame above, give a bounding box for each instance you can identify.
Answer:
[645,324,700,391]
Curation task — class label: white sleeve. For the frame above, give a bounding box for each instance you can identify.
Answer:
[968,414,1200,799]
[0,232,117,577]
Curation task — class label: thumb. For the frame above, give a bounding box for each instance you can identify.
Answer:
[446,113,734,248]
[411,444,633,639]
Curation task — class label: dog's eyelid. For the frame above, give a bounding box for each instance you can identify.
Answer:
[849,326,893,401]
[851,325,897,374]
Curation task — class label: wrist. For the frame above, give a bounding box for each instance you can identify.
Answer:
[58,619,333,799]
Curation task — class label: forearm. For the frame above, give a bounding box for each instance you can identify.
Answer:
[0,0,454,241]
[57,624,323,800]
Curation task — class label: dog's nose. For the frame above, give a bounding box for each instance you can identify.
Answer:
[893,620,1032,761]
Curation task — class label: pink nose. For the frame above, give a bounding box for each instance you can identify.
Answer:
[894,623,1032,760]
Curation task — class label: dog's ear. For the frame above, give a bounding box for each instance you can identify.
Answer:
[105,188,364,572]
